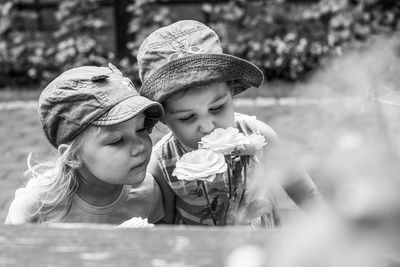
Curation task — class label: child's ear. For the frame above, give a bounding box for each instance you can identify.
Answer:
[57,144,82,169]
[72,155,83,169]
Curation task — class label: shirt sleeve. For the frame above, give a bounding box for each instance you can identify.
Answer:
[147,175,165,223]
[4,179,41,224]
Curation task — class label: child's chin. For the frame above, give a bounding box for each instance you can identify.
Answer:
[128,172,146,185]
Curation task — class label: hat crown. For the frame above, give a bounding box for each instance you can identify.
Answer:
[137,20,264,103]
[138,20,223,83]
[38,64,139,147]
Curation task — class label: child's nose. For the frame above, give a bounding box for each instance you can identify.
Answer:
[199,117,214,134]
[129,140,146,157]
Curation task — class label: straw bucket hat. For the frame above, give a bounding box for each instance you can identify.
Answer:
[137,20,264,102]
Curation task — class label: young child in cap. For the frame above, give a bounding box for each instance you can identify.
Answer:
[137,20,324,226]
[5,64,164,225]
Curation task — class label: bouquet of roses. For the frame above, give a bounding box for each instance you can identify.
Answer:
[172,127,266,225]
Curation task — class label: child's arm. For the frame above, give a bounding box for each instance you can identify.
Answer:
[147,153,176,223]
[4,181,41,224]
[255,119,324,211]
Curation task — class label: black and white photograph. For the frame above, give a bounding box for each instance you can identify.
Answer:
[0,0,399,266]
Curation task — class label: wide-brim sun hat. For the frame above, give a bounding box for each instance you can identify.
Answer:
[39,64,164,148]
[137,20,264,102]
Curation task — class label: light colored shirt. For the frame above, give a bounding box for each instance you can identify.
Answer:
[5,173,163,225]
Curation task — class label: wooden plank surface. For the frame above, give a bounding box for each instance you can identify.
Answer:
[0,224,281,267]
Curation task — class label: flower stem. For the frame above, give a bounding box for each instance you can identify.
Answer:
[227,166,232,198]
[241,157,247,204]
[239,157,248,207]
[228,156,234,198]
[201,181,217,225]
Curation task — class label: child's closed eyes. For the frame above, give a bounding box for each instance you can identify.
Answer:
[210,103,225,113]
[99,118,149,146]
[177,104,226,123]
[107,137,123,146]
[105,127,148,146]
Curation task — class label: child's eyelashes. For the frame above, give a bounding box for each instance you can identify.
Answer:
[107,137,123,146]
[177,105,225,123]
[104,125,148,146]
[210,104,225,113]
[178,114,195,123]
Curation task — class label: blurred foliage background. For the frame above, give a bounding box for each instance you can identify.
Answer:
[0,0,399,90]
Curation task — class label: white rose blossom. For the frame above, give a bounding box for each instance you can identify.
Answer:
[199,127,267,156]
[172,149,227,182]
[242,133,267,155]
[199,127,249,155]
[116,217,154,228]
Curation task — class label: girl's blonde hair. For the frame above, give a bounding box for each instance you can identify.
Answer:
[25,126,98,221]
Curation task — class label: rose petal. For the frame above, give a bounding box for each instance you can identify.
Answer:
[199,127,249,155]
[242,133,267,155]
[173,149,227,181]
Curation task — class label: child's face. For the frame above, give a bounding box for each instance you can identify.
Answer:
[163,82,235,150]
[77,113,152,186]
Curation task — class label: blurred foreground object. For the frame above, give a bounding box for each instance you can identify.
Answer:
[268,94,400,267]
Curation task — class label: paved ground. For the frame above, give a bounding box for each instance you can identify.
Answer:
[0,102,299,223]
[0,108,53,221]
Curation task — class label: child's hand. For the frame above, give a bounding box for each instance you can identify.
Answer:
[116,217,154,228]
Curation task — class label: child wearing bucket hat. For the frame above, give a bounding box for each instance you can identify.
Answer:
[5,64,165,226]
[137,20,323,226]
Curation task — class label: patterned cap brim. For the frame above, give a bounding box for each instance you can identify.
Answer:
[92,95,164,128]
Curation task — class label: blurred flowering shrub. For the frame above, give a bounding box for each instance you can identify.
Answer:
[50,0,113,74]
[1,0,399,88]
[328,0,400,45]
[120,0,173,86]
[202,0,400,82]
[0,0,112,88]
[0,1,48,86]
[123,0,400,84]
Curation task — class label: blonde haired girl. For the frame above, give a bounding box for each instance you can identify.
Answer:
[5,64,164,225]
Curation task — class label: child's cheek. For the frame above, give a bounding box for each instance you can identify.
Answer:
[221,110,235,128]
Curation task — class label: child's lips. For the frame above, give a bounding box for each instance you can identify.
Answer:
[130,157,147,171]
